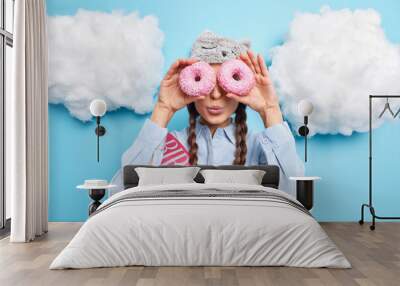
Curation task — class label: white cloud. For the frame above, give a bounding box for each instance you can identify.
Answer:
[48,10,164,121]
[269,6,400,136]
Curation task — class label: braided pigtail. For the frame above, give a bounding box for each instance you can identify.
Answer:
[233,103,248,165]
[187,103,199,165]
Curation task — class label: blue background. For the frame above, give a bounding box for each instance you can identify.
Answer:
[46,0,400,222]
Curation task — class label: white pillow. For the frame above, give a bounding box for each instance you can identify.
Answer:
[135,167,200,186]
[200,169,266,185]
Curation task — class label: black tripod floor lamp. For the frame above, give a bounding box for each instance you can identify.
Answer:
[359,95,400,230]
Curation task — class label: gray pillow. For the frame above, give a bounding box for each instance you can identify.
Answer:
[135,167,200,186]
[200,169,266,185]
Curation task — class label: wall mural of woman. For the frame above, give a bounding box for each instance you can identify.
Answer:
[45,2,400,222]
[111,31,304,196]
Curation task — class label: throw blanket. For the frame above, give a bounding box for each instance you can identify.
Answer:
[92,188,311,218]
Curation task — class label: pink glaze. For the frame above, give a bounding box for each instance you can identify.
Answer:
[217,59,255,96]
[179,61,216,97]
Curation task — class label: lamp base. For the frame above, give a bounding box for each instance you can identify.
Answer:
[298,125,309,136]
[95,125,106,136]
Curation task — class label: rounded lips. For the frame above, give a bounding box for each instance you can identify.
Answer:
[206,106,224,115]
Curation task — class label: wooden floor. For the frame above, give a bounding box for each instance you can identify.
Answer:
[0,222,399,286]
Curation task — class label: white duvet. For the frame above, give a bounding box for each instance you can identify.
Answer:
[50,183,350,269]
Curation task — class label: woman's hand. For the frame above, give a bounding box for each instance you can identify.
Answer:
[151,59,205,128]
[226,51,283,128]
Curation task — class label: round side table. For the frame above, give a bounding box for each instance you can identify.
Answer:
[289,176,321,210]
[77,183,117,215]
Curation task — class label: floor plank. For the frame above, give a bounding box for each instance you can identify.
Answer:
[0,222,399,286]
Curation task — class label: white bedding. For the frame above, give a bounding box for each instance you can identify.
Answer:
[50,183,350,269]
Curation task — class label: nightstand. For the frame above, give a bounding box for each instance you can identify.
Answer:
[77,180,117,215]
[289,176,321,210]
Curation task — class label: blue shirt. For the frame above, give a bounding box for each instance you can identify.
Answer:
[111,118,304,197]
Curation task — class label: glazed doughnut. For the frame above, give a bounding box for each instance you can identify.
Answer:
[179,61,216,97]
[217,59,255,96]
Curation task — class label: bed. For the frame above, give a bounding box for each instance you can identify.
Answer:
[50,165,350,269]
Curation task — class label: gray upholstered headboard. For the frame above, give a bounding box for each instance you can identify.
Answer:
[123,165,280,189]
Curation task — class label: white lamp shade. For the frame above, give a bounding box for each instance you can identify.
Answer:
[90,99,107,117]
[298,100,314,116]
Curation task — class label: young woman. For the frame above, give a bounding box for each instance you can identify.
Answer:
[111,41,304,196]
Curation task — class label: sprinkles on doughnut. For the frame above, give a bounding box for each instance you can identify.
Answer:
[217,59,255,96]
[179,61,216,97]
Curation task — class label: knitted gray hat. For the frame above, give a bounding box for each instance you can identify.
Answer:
[190,31,251,64]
